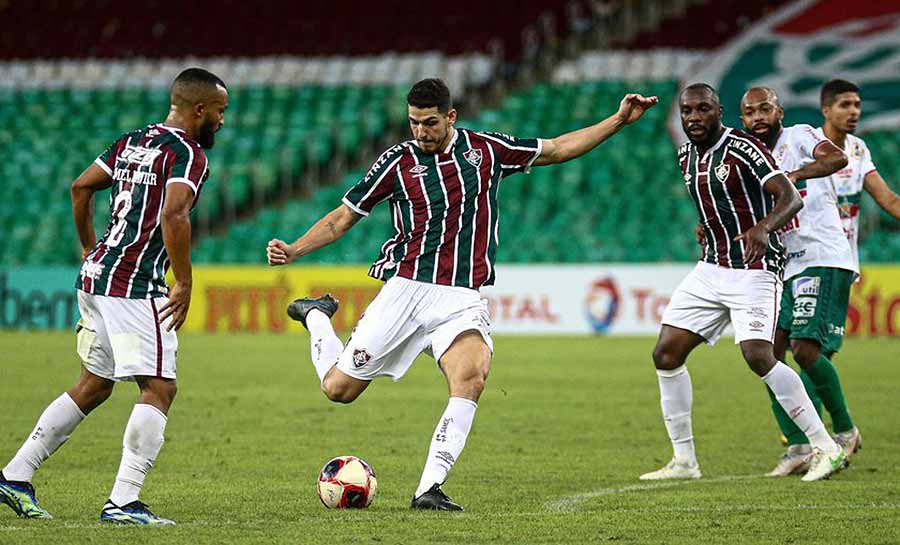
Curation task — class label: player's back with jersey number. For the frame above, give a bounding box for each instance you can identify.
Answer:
[77,124,209,299]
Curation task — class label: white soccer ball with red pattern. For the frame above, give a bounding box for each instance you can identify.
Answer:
[316,456,378,509]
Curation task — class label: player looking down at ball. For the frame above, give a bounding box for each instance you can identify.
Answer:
[267,78,658,510]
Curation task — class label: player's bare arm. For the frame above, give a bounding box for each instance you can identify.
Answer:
[71,163,113,259]
[267,204,362,266]
[787,140,847,182]
[735,174,802,263]
[532,93,658,166]
[864,171,900,220]
[158,183,195,331]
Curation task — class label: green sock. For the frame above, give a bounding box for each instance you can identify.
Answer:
[805,354,854,433]
[766,385,808,446]
[799,368,823,416]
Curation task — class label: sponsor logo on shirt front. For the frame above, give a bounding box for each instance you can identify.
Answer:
[792,276,820,297]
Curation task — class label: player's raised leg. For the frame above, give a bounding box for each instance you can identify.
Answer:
[100,377,176,526]
[412,331,490,511]
[286,293,371,403]
[640,325,705,481]
[740,340,846,481]
[0,366,114,519]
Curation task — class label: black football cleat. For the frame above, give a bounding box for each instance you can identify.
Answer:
[286,294,339,329]
[410,484,463,511]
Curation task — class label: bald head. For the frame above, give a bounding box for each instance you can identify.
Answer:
[739,86,783,149]
[166,67,228,149]
[170,67,227,108]
[741,87,779,110]
[680,83,720,109]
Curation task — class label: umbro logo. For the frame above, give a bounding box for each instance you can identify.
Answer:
[409,165,428,177]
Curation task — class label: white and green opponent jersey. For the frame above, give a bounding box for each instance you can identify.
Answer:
[832,132,877,276]
[771,124,855,279]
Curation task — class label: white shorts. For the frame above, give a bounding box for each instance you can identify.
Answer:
[75,290,178,381]
[661,262,782,345]
[335,276,493,381]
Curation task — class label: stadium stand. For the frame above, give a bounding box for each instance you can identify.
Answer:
[0,54,494,267]
[1,2,897,267]
[193,47,899,265]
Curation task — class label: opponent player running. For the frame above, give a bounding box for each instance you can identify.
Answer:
[739,85,859,477]
[267,78,657,510]
[0,68,227,524]
[640,83,846,482]
[749,79,900,474]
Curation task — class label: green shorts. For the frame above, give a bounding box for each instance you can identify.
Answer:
[777,267,853,355]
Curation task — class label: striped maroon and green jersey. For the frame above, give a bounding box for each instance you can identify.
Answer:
[76,124,209,299]
[343,128,542,289]
[679,127,787,275]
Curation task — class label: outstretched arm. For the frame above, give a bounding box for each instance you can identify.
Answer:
[267,204,362,266]
[735,174,803,263]
[787,140,847,182]
[71,163,113,259]
[864,171,900,220]
[532,93,658,167]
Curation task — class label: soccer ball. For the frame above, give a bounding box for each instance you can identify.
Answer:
[316,456,378,509]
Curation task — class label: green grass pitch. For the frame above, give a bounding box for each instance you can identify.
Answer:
[0,332,898,544]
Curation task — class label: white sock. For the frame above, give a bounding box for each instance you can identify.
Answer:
[306,309,344,385]
[763,362,837,451]
[109,404,167,506]
[3,393,85,482]
[414,397,478,499]
[657,366,697,465]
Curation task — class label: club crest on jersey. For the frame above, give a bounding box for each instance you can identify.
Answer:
[463,148,483,168]
[352,348,372,368]
[715,162,731,182]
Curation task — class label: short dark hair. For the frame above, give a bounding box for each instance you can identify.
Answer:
[407,78,452,113]
[821,79,859,106]
[681,82,720,104]
[171,67,227,92]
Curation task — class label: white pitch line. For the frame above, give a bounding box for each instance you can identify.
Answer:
[544,474,763,513]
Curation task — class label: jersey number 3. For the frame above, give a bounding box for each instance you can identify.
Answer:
[108,189,133,247]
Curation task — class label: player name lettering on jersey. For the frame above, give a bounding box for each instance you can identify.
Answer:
[679,128,786,275]
[112,168,158,186]
[77,124,209,299]
[727,139,766,166]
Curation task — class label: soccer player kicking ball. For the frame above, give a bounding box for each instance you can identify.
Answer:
[267,78,657,510]
[0,69,227,524]
[739,85,858,477]
[744,79,900,474]
[640,84,847,483]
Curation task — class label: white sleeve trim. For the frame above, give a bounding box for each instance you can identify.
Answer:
[166,177,198,194]
[759,169,785,186]
[523,138,543,173]
[94,157,112,176]
[342,196,369,217]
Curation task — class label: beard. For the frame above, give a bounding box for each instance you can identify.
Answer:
[197,119,217,149]
[753,120,782,147]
